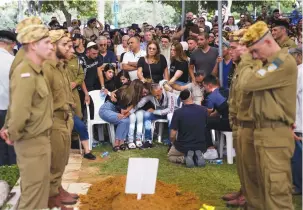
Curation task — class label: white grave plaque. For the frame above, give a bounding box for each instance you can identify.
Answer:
[125,158,159,200]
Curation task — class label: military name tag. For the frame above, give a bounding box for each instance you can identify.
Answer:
[267,63,278,72]
[21,73,30,78]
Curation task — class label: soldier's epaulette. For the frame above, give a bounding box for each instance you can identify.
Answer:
[272,58,283,68]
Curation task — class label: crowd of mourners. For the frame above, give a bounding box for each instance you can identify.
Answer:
[0,4,302,210]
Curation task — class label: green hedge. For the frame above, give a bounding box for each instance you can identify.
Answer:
[0,165,19,188]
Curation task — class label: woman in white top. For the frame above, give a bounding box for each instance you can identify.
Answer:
[223,16,239,32]
[115,35,129,62]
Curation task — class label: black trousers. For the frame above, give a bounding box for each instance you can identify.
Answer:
[205,116,231,148]
[0,110,16,166]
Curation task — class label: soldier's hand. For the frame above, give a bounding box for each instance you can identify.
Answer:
[0,128,9,142]
[84,94,90,105]
[5,139,14,146]
[71,82,77,89]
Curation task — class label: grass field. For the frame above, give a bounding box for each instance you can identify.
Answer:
[89,143,302,210]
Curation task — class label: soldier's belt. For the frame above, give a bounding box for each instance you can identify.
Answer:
[239,120,287,128]
[53,111,71,121]
[232,118,239,126]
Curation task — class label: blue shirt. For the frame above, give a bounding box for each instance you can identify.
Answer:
[100,50,117,64]
[222,60,233,89]
[204,88,226,109]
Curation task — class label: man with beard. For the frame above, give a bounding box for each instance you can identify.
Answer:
[1,17,53,210]
[160,35,171,68]
[43,30,78,210]
[189,32,218,84]
[72,33,86,59]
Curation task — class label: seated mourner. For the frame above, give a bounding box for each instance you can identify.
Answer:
[168,89,208,168]
[203,75,231,160]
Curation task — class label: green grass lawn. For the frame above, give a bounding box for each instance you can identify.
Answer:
[90,143,302,210]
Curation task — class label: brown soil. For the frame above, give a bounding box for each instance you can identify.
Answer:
[79,176,202,210]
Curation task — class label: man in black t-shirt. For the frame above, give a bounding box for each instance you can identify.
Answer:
[168,89,207,168]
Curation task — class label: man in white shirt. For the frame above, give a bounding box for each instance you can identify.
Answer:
[0,30,16,166]
[289,47,302,195]
[122,37,146,81]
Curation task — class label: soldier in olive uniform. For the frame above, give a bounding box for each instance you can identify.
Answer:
[240,21,297,210]
[271,20,297,48]
[222,30,247,207]
[1,17,54,210]
[44,30,78,210]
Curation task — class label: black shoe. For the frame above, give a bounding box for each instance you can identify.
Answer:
[185,150,195,168]
[142,141,153,149]
[83,152,96,160]
[194,150,206,167]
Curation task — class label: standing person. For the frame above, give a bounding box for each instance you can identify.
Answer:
[257,5,270,23]
[72,33,85,59]
[0,30,17,166]
[221,29,247,207]
[240,21,297,210]
[137,40,169,83]
[140,31,153,51]
[83,17,102,42]
[186,36,198,58]
[289,47,302,195]
[223,16,239,32]
[1,17,53,210]
[116,35,129,62]
[160,35,172,67]
[168,42,189,86]
[122,37,146,81]
[271,20,297,48]
[43,30,77,209]
[189,32,219,83]
[196,16,210,34]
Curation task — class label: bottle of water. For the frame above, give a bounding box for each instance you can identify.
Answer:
[100,91,106,102]
[100,151,109,158]
[207,159,223,165]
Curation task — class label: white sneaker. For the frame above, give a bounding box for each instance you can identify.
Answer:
[203,148,218,160]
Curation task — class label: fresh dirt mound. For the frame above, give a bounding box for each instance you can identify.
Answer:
[79,176,202,210]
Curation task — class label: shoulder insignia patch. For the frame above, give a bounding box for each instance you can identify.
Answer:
[257,69,267,77]
[267,63,278,72]
[21,73,30,78]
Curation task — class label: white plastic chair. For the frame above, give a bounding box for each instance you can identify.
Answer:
[219,131,234,164]
[151,119,168,143]
[86,90,115,150]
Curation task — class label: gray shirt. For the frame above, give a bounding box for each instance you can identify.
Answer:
[190,47,218,75]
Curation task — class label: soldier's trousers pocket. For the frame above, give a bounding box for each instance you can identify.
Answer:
[269,172,289,195]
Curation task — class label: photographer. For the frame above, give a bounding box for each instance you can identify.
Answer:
[173,12,200,41]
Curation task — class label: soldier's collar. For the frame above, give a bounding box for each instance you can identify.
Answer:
[24,57,42,74]
[267,47,288,64]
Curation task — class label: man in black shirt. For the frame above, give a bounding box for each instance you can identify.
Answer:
[169,89,208,168]
[72,33,86,59]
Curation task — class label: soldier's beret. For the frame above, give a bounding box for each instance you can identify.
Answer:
[49,29,67,43]
[271,20,289,29]
[229,29,247,43]
[240,21,269,47]
[16,17,49,44]
[0,30,16,42]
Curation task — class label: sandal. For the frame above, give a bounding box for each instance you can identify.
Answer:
[135,140,143,148]
[128,142,136,149]
[113,146,120,152]
[119,143,127,151]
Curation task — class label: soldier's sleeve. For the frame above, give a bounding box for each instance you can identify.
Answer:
[7,67,35,141]
[240,53,297,92]
[74,60,85,86]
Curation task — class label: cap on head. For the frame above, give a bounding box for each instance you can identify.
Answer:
[229,29,247,42]
[16,16,49,44]
[0,30,16,42]
[271,20,289,29]
[240,21,269,46]
[86,41,97,49]
[179,89,191,101]
[72,33,83,40]
[49,29,66,43]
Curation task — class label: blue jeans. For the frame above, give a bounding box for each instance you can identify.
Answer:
[143,111,173,142]
[73,115,89,141]
[99,101,130,141]
[128,110,144,142]
[291,133,302,193]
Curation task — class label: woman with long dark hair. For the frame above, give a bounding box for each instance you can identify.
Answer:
[99,79,145,151]
[223,16,239,32]
[168,41,189,86]
[137,40,169,83]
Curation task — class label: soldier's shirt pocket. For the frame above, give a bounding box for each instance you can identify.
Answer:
[53,79,63,91]
[37,79,49,98]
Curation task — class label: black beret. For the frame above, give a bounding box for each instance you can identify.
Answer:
[272,20,289,29]
[0,30,16,42]
[72,33,83,39]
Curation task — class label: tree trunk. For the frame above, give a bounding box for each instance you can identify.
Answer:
[59,1,71,27]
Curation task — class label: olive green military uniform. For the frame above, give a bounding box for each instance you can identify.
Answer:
[66,55,85,119]
[240,48,297,210]
[228,65,244,192]
[83,27,99,42]
[7,58,53,210]
[278,37,297,49]
[236,55,263,210]
[43,60,74,197]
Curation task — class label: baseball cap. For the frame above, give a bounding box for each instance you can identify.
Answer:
[72,33,83,40]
